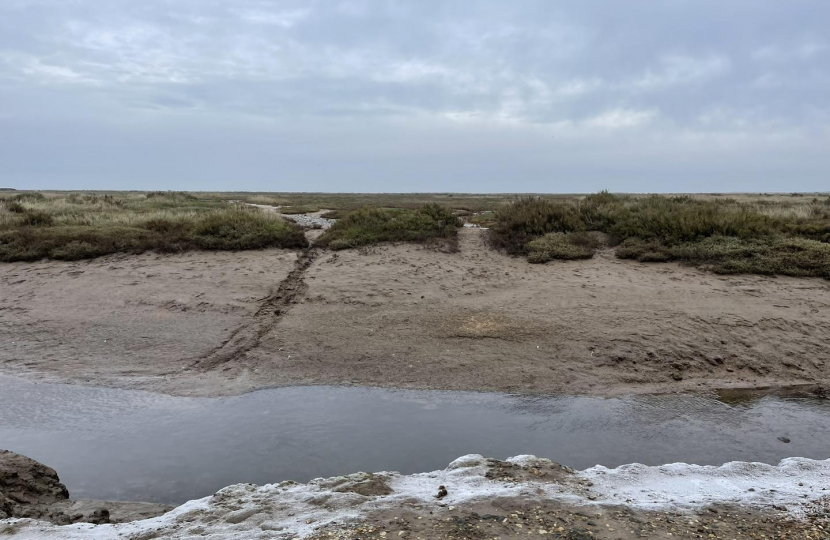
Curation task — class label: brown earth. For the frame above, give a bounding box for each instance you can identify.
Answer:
[309,501,830,540]
[1,228,829,397]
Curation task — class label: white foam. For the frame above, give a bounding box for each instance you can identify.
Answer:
[581,457,830,513]
[4,455,829,539]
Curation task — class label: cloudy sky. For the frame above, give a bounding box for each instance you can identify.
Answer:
[1,0,828,193]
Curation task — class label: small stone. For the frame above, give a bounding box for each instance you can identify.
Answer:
[671,372,683,381]
[777,436,791,444]
[707,356,724,366]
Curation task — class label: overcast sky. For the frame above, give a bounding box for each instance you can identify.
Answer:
[1,1,828,193]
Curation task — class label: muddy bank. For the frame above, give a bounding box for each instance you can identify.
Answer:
[1,228,829,397]
[5,454,828,539]
[0,450,169,525]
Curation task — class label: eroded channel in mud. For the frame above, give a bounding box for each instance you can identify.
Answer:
[1,375,828,505]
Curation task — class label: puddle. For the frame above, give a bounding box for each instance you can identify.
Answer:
[1,376,828,504]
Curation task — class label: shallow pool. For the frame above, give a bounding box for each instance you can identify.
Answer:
[0,376,827,504]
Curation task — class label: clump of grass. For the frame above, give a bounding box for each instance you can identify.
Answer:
[527,232,600,263]
[491,192,830,279]
[0,201,307,262]
[320,209,348,220]
[66,193,124,207]
[191,210,307,250]
[1,200,26,214]
[608,196,778,243]
[618,236,830,278]
[317,204,460,250]
[10,192,46,202]
[146,191,197,200]
[489,197,585,255]
[468,211,496,227]
[19,210,54,227]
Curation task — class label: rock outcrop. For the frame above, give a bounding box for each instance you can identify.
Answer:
[1,450,169,525]
[0,450,69,521]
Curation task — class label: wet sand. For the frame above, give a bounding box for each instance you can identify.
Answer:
[1,228,829,397]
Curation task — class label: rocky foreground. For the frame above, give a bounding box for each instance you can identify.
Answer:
[2,452,829,539]
[0,450,170,527]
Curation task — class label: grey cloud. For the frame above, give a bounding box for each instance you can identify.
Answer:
[1,0,828,191]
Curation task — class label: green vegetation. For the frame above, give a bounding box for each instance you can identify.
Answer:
[468,211,496,227]
[0,192,307,262]
[316,204,461,250]
[3,190,829,278]
[319,209,348,220]
[617,236,830,277]
[490,193,830,278]
[527,232,600,263]
[207,192,562,213]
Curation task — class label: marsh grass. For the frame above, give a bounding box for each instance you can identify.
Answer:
[617,236,830,278]
[527,232,601,263]
[316,204,461,250]
[0,192,307,262]
[4,190,829,277]
[491,192,830,278]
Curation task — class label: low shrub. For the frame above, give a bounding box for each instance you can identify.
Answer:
[20,211,54,227]
[527,232,600,263]
[11,192,46,202]
[145,191,197,200]
[489,198,584,255]
[320,209,347,220]
[317,204,460,250]
[617,236,830,278]
[608,196,777,243]
[0,208,307,262]
[491,193,830,278]
[192,209,307,250]
[2,201,26,214]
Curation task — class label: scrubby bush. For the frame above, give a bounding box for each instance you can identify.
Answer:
[2,201,26,214]
[527,232,600,263]
[617,236,830,278]
[490,192,830,278]
[0,207,306,262]
[146,191,197,200]
[489,198,584,255]
[608,196,777,243]
[66,193,124,206]
[317,204,460,250]
[11,192,46,202]
[20,211,54,227]
[192,209,307,250]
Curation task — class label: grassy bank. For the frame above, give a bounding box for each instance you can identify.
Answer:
[0,192,307,262]
[490,193,830,278]
[316,204,461,250]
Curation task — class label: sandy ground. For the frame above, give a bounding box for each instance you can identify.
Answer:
[0,249,296,393]
[1,228,829,397]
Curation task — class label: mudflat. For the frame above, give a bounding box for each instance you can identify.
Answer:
[1,229,828,397]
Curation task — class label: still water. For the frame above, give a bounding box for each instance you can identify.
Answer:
[1,376,827,504]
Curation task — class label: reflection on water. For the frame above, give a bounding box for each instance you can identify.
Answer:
[0,376,828,504]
